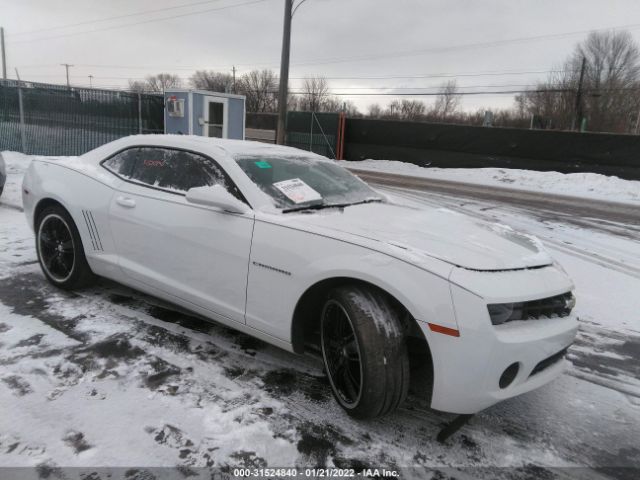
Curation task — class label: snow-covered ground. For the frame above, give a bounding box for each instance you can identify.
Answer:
[1,152,639,477]
[344,159,640,205]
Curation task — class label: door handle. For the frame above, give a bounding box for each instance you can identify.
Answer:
[116,196,136,208]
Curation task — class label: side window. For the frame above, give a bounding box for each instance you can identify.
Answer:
[103,148,138,178]
[129,148,244,200]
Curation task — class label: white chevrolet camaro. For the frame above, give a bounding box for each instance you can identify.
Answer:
[22,135,578,420]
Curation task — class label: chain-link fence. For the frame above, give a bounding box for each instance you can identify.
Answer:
[285,111,344,159]
[0,80,164,156]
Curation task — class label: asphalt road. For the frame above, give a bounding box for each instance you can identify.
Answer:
[348,168,640,230]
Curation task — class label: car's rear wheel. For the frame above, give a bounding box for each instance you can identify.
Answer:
[36,205,95,289]
[320,285,409,419]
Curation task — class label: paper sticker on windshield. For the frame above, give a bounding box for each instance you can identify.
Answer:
[254,160,272,169]
[273,178,322,204]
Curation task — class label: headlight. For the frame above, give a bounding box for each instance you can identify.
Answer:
[487,302,519,325]
[487,292,576,325]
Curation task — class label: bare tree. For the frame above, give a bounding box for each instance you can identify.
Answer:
[128,80,149,93]
[145,73,182,93]
[286,92,299,111]
[299,76,330,111]
[341,100,361,117]
[128,73,182,93]
[431,80,461,119]
[399,99,426,120]
[238,69,278,112]
[384,100,402,119]
[380,99,425,120]
[518,30,640,132]
[368,103,383,118]
[190,70,232,92]
[576,30,640,131]
[322,96,342,113]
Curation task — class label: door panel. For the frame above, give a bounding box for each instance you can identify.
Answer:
[109,187,254,323]
[105,146,254,324]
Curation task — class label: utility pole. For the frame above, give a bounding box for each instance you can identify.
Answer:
[1,27,7,80]
[88,75,93,88]
[232,66,237,94]
[61,63,73,87]
[276,0,293,145]
[573,56,586,131]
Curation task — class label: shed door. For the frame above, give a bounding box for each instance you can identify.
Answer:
[203,96,229,138]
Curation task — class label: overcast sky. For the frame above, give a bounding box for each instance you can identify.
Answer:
[3,0,640,113]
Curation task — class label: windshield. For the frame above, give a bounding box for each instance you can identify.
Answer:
[235,155,383,211]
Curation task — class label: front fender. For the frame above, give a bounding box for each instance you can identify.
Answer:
[244,219,458,343]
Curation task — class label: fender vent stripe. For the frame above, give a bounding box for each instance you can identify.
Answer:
[82,210,103,251]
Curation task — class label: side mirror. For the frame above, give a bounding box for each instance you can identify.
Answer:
[185,185,249,214]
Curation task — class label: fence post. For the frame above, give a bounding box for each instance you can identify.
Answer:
[17,84,26,153]
[309,112,314,152]
[138,93,143,134]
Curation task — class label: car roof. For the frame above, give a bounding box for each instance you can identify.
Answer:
[78,134,334,212]
[83,134,328,163]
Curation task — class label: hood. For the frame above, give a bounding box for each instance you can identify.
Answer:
[292,202,552,271]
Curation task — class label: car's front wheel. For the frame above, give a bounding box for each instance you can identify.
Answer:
[36,205,95,290]
[321,285,409,419]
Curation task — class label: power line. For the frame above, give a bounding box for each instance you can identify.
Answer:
[13,78,617,100]
[26,79,640,96]
[287,84,543,90]
[16,73,546,89]
[282,22,640,68]
[15,63,224,71]
[9,0,271,45]
[291,69,577,80]
[288,89,573,96]
[7,0,229,37]
[14,65,576,80]
[9,62,582,86]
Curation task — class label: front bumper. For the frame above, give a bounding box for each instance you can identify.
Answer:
[422,265,578,414]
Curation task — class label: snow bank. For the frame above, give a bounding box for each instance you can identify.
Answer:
[2,151,34,208]
[344,159,640,205]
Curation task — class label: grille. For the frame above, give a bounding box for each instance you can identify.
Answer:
[530,347,568,377]
[518,292,575,320]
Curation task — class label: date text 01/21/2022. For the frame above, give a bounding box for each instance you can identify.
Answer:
[232,468,400,477]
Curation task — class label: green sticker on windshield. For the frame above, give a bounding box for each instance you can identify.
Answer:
[254,160,272,169]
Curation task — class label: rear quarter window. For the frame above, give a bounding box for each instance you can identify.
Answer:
[102,148,138,178]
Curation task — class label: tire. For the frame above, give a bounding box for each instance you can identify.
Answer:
[320,285,409,419]
[35,205,95,290]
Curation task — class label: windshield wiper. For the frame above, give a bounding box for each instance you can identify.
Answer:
[282,203,329,213]
[282,197,383,213]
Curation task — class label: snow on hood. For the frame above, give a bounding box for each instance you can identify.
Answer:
[291,202,553,271]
